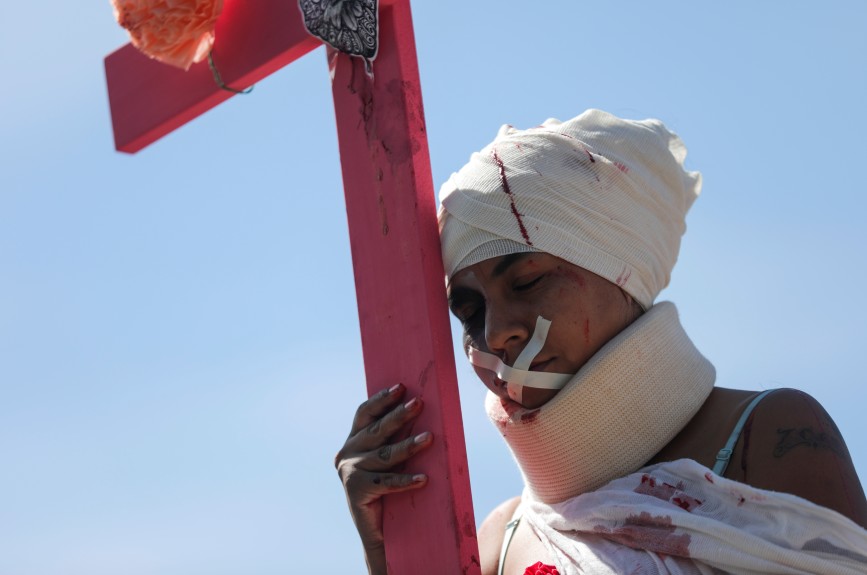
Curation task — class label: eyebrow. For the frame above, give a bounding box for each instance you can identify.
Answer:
[447,253,533,312]
[492,252,531,278]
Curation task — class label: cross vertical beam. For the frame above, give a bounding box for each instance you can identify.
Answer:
[104,0,481,572]
[330,4,479,571]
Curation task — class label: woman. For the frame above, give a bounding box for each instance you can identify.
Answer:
[335,110,867,574]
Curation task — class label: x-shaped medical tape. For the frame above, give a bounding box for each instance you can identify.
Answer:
[468,316,572,404]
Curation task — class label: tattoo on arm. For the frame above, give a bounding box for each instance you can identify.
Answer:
[774,427,845,458]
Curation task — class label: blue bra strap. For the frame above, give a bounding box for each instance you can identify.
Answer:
[712,389,776,476]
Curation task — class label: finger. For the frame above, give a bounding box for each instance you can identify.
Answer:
[356,431,434,472]
[351,396,424,452]
[349,470,429,502]
[350,383,406,436]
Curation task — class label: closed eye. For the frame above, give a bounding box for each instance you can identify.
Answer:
[456,304,484,329]
[514,275,544,291]
[448,287,485,328]
[460,308,485,352]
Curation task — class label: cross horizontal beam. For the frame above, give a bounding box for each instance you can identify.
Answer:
[105,0,324,153]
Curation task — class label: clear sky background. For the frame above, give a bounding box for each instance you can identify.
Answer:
[2,1,866,573]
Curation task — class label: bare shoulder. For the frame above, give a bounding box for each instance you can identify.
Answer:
[742,388,867,527]
[478,496,521,575]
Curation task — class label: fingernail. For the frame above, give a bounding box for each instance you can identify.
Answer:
[412,474,427,483]
[404,397,419,410]
[414,431,431,444]
[388,384,401,394]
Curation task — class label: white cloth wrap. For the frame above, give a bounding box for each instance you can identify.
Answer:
[522,459,867,574]
[438,109,701,309]
[485,302,715,504]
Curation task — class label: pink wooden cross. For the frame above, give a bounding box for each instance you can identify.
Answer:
[104,1,480,572]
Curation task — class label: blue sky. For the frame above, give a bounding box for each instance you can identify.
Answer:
[1,1,866,573]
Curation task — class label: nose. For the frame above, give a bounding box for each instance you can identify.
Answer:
[484,303,531,364]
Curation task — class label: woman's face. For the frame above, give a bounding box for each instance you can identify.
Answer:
[447,252,642,408]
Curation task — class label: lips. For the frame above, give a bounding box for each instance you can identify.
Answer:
[490,377,517,405]
[529,358,554,371]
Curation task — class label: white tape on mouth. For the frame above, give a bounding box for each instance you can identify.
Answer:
[468,316,572,405]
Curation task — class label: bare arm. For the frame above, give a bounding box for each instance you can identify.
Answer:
[737,388,867,527]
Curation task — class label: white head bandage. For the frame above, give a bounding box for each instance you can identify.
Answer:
[438,109,701,309]
[468,316,572,405]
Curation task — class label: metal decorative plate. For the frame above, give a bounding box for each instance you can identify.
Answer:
[298,0,379,73]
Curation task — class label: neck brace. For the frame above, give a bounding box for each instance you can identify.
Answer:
[485,301,715,504]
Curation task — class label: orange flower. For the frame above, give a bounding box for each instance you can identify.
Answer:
[111,0,224,70]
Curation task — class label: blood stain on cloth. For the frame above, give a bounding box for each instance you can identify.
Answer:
[614,161,630,173]
[704,472,715,484]
[671,495,703,512]
[635,475,701,511]
[635,474,678,501]
[593,512,691,557]
[492,149,533,246]
[728,487,764,507]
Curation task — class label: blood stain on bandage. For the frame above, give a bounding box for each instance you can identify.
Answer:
[501,398,523,417]
[553,131,594,164]
[704,472,715,484]
[616,269,632,287]
[492,149,533,246]
[520,409,540,424]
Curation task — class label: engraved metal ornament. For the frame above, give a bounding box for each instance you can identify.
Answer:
[299,0,379,69]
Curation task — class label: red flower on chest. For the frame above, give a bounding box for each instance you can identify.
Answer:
[524,561,560,575]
